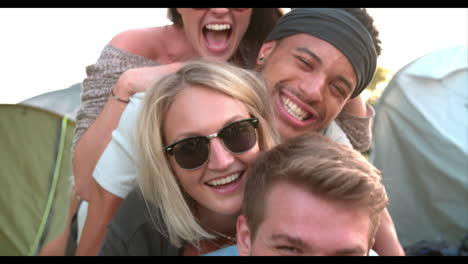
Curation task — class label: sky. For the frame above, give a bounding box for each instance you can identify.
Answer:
[0,8,467,104]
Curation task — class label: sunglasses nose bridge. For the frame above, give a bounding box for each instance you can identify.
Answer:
[206,132,219,141]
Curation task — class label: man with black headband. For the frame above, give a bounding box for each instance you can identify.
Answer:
[256,8,377,141]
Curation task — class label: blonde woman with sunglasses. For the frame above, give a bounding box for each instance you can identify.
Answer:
[98,60,279,255]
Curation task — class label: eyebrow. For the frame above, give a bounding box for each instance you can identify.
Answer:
[270,233,367,255]
[334,246,367,255]
[270,233,308,249]
[295,47,322,65]
[336,76,353,94]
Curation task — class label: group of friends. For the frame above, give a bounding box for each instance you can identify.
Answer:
[40,8,406,256]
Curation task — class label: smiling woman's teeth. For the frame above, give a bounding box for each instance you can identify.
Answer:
[207,173,240,187]
[205,24,231,31]
[281,95,310,121]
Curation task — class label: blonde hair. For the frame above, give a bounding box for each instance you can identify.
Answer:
[136,60,279,247]
[242,132,388,244]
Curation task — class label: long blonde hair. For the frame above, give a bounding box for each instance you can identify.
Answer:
[136,60,279,247]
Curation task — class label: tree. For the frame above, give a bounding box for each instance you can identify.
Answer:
[365,66,393,106]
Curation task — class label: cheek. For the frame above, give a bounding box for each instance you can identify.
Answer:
[323,98,345,118]
[239,143,260,166]
[236,11,253,31]
[170,158,202,189]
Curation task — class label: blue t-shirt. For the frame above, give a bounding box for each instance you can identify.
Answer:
[203,245,238,256]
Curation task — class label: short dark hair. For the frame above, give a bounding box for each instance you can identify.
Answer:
[342,8,382,56]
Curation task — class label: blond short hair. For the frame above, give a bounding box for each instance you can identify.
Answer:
[136,60,279,247]
[242,132,388,243]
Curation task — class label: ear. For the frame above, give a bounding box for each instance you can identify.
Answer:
[236,215,252,256]
[256,41,277,66]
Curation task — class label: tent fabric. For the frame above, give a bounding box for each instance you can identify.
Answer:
[20,83,82,121]
[370,45,468,248]
[0,104,76,255]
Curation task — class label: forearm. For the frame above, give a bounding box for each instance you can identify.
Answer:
[372,208,405,256]
[342,94,368,117]
[336,95,374,152]
[72,95,128,201]
[75,180,123,256]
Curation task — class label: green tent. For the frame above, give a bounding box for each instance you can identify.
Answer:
[0,104,75,256]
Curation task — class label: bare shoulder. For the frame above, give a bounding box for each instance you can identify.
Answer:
[109,26,165,59]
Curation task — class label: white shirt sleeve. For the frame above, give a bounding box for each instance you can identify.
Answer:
[322,120,352,148]
[92,92,145,199]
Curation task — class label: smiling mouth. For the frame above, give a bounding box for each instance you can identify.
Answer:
[203,24,232,51]
[206,172,242,187]
[280,95,312,121]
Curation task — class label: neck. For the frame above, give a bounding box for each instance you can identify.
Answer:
[196,206,238,240]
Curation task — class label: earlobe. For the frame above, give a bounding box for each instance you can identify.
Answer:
[257,41,276,65]
[236,215,252,256]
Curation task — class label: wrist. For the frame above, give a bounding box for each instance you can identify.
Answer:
[112,71,136,102]
[110,89,130,104]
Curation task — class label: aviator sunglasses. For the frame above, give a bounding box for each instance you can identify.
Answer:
[165,118,259,170]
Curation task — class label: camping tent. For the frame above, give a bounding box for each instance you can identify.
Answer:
[20,83,82,120]
[0,104,76,255]
[370,45,468,248]
[0,83,80,255]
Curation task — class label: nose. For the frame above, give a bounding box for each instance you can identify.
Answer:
[209,8,230,16]
[207,137,235,170]
[298,76,325,103]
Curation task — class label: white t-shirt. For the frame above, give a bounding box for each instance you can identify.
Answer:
[93,92,352,198]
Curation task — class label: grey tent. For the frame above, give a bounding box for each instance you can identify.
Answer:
[0,83,81,255]
[370,45,468,248]
[21,83,82,121]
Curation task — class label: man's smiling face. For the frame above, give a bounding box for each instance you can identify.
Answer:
[257,33,357,140]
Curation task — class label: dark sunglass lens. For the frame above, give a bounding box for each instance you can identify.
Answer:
[173,137,209,169]
[221,120,257,153]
